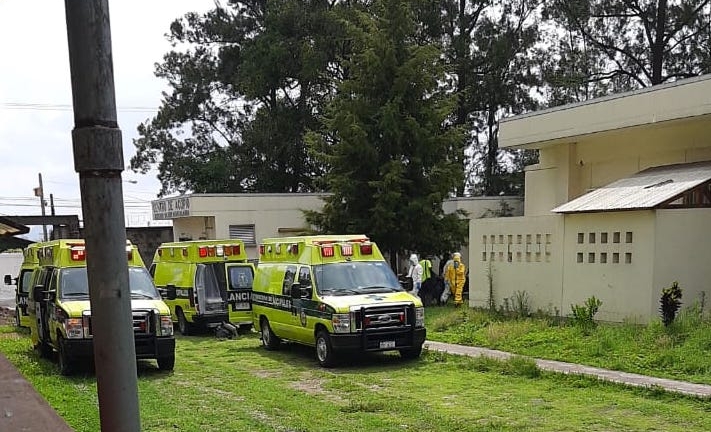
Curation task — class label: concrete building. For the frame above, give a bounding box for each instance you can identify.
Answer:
[151,193,523,270]
[470,74,711,322]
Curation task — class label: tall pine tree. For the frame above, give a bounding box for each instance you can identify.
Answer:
[306,0,468,263]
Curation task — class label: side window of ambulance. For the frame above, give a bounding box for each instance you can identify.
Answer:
[195,265,205,291]
[49,270,59,292]
[148,264,156,278]
[282,265,297,296]
[298,266,311,288]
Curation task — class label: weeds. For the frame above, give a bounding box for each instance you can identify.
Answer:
[570,296,602,333]
[660,281,683,327]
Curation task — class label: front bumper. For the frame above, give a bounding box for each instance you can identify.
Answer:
[62,336,175,360]
[330,327,426,352]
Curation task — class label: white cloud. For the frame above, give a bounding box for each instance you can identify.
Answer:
[0,0,214,227]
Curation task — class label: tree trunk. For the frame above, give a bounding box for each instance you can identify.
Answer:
[651,0,668,85]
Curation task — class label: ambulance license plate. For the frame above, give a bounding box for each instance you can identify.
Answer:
[379,340,396,349]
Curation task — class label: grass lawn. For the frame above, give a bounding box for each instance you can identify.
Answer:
[1,324,710,432]
[426,304,711,385]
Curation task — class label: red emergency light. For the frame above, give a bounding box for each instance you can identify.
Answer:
[198,246,208,258]
[360,243,373,255]
[259,244,265,255]
[70,247,86,261]
[341,244,353,256]
[321,245,335,258]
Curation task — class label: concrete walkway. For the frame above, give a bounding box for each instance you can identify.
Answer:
[424,340,711,398]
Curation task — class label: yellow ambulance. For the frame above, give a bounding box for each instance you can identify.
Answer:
[27,239,175,375]
[151,240,255,335]
[252,235,426,367]
[3,242,42,327]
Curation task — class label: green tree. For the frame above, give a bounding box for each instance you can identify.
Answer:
[130,0,347,195]
[306,0,468,262]
[544,0,711,90]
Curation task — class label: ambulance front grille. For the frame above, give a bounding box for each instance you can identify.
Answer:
[353,304,412,331]
[84,310,155,337]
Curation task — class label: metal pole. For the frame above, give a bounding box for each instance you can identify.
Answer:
[64,1,140,431]
[38,173,48,241]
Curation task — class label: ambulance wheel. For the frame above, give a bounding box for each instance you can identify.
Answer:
[260,318,280,350]
[57,336,74,376]
[157,355,175,371]
[315,330,337,368]
[177,309,192,336]
[399,344,423,360]
[38,340,53,359]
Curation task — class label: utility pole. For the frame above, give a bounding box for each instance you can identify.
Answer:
[64,1,140,431]
[36,173,48,241]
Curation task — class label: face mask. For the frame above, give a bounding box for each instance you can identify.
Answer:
[454,262,459,268]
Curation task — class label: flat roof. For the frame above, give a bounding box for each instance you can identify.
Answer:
[552,161,711,213]
[0,216,29,237]
[500,74,711,149]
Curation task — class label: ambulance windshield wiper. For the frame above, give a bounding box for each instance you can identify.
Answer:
[359,286,400,293]
[321,287,359,296]
[62,292,89,297]
[131,293,156,299]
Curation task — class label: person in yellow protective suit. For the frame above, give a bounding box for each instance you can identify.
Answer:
[445,253,466,306]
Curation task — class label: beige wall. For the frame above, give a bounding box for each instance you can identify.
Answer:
[653,209,711,317]
[469,215,564,314]
[524,117,711,216]
[499,75,711,149]
[171,194,329,259]
[561,211,656,322]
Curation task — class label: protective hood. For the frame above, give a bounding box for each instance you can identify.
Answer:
[409,254,418,265]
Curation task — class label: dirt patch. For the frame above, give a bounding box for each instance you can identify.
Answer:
[0,307,14,326]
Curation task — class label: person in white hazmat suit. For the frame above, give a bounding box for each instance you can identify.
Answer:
[407,253,423,297]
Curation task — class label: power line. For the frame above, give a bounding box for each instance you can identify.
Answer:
[0,102,158,113]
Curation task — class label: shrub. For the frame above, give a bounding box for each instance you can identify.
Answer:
[660,281,682,327]
[570,296,602,331]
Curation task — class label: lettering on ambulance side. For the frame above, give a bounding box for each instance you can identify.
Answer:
[227,290,251,311]
[251,292,293,312]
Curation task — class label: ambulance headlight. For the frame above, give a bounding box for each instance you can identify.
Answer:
[415,307,425,328]
[160,315,174,336]
[65,318,84,339]
[332,314,351,333]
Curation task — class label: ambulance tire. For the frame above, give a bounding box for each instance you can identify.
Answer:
[57,336,74,376]
[157,355,175,371]
[260,318,281,350]
[177,309,192,336]
[315,330,337,368]
[399,344,423,361]
[38,339,53,359]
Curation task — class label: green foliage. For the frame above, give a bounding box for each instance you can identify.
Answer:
[305,0,468,258]
[500,290,531,319]
[570,296,602,331]
[660,281,683,327]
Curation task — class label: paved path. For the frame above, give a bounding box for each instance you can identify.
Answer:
[424,340,711,398]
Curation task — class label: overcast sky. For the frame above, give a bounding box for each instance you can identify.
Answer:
[0,0,215,237]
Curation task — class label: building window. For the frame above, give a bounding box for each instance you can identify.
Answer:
[588,253,595,263]
[613,232,621,243]
[625,253,632,264]
[589,232,596,244]
[613,253,620,264]
[577,253,583,263]
[601,232,608,244]
[600,253,607,264]
[229,224,256,245]
[482,252,487,261]
[577,233,584,244]
[626,232,633,243]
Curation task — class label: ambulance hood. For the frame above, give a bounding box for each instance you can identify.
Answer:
[61,299,171,316]
[321,291,423,309]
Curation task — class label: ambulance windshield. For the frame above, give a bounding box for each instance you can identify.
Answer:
[59,267,162,300]
[313,261,401,295]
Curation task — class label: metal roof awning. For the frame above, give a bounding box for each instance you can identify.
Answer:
[0,216,30,237]
[552,161,711,213]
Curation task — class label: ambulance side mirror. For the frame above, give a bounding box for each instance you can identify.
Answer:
[291,283,311,299]
[166,285,177,300]
[3,274,13,285]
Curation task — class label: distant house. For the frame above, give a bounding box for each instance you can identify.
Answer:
[469,74,711,322]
